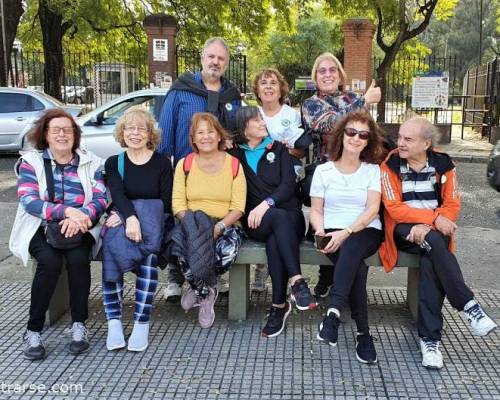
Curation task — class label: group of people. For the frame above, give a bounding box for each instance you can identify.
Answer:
[10,37,497,371]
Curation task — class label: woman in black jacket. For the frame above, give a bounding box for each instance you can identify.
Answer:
[229,106,316,338]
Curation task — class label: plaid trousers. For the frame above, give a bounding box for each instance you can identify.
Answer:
[102,254,158,323]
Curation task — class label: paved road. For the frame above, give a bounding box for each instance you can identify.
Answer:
[1,155,499,289]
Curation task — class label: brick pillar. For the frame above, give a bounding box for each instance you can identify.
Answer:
[341,18,376,93]
[143,14,178,88]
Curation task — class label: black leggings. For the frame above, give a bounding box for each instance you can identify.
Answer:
[324,228,382,335]
[246,208,305,304]
[28,228,94,332]
[394,223,473,341]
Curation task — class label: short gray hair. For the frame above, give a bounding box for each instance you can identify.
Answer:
[201,37,230,57]
[405,117,441,146]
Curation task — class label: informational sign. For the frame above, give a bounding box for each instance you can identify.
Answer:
[411,71,449,109]
[154,72,172,89]
[153,39,168,62]
[294,77,315,91]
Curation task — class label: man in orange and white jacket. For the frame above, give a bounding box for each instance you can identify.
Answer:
[379,117,497,370]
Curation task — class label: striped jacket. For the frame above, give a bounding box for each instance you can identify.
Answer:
[379,148,460,271]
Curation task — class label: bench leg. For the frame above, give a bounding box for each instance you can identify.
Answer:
[31,260,70,327]
[228,263,250,321]
[406,268,420,321]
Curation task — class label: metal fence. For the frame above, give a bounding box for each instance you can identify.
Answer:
[374,55,465,127]
[463,58,500,140]
[8,47,247,111]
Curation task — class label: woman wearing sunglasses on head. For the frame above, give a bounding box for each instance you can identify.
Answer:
[309,109,386,364]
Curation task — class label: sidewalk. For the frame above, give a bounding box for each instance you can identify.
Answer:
[436,128,493,163]
[0,281,498,399]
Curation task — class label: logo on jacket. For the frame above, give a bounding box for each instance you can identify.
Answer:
[266,152,276,163]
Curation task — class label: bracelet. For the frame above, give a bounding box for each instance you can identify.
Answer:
[216,221,227,233]
[344,227,353,235]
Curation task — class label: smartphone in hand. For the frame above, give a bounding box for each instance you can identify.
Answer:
[314,234,330,250]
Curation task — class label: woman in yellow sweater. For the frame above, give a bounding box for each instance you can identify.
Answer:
[171,112,246,328]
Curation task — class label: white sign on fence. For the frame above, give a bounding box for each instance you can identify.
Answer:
[411,72,449,109]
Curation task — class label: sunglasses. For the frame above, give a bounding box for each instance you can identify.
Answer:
[344,127,369,140]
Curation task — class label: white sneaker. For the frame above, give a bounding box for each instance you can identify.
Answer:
[164,282,182,302]
[217,275,229,294]
[463,300,498,336]
[420,338,443,370]
[127,322,149,352]
[252,264,269,292]
[106,319,126,351]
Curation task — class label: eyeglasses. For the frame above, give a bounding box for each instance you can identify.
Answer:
[344,127,370,140]
[47,127,74,135]
[124,126,148,134]
[317,67,338,75]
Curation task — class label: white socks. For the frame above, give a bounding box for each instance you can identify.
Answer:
[106,319,126,351]
[127,322,149,352]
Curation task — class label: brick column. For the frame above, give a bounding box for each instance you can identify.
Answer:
[143,14,178,88]
[341,18,376,93]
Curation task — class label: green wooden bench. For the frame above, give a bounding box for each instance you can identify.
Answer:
[33,240,420,327]
[228,240,421,321]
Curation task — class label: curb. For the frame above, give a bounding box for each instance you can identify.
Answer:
[449,154,489,164]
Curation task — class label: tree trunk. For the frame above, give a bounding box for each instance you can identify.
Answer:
[0,0,24,86]
[38,0,67,100]
[376,47,399,123]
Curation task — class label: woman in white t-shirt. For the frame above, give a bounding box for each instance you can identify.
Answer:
[253,68,306,159]
[309,109,386,365]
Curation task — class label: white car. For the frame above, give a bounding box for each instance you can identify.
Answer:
[0,87,82,152]
[78,88,168,159]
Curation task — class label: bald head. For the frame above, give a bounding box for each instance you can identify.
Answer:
[398,118,440,161]
[401,117,441,145]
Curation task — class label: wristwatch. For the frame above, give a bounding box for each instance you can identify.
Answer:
[345,226,353,235]
[265,197,275,207]
[216,221,227,233]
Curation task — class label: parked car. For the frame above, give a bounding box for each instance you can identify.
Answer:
[77,88,168,159]
[487,139,500,192]
[0,87,82,152]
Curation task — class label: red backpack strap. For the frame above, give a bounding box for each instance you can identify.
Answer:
[183,152,195,175]
[230,156,240,179]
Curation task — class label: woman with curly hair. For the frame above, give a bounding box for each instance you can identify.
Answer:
[310,109,386,364]
[102,106,173,352]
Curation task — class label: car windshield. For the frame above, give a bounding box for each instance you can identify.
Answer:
[36,91,64,106]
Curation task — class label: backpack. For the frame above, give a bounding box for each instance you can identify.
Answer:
[182,152,240,181]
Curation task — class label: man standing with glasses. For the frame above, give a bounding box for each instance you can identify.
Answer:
[158,37,242,302]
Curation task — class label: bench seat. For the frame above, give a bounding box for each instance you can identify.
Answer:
[32,240,420,326]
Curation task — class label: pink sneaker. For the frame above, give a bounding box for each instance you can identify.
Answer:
[198,287,218,328]
[181,288,199,311]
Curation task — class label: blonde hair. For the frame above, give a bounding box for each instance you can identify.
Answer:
[311,52,347,87]
[114,106,161,150]
[189,112,229,152]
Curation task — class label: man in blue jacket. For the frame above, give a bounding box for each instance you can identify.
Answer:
[158,37,242,301]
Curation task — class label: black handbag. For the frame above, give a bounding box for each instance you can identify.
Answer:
[43,158,84,249]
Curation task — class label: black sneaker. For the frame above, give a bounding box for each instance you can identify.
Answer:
[290,279,318,311]
[314,280,332,298]
[317,311,340,346]
[355,333,378,364]
[69,322,90,355]
[261,301,291,338]
[23,330,46,360]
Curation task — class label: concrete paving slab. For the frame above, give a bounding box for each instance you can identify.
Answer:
[0,284,498,399]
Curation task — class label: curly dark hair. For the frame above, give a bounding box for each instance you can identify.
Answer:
[27,108,81,152]
[328,109,386,164]
[252,68,289,105]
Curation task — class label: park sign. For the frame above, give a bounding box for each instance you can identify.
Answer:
[411,71,449,109]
